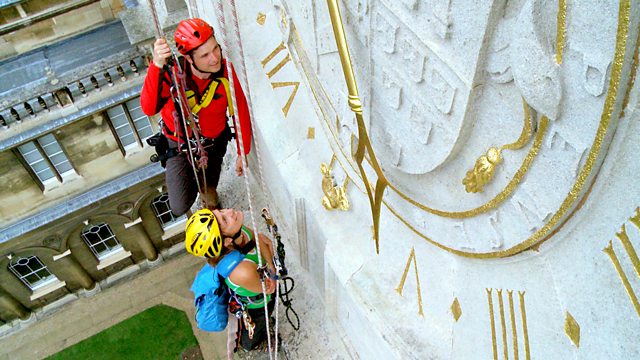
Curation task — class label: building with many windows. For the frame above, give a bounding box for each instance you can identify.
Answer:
[0,0,190,333]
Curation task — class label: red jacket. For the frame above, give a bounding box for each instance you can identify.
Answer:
[140,59,252,155]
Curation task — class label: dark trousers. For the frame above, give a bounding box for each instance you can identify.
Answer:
[165,132,229,217]
[239,298,275,351]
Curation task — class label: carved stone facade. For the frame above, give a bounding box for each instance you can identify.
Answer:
[205,0,640,359]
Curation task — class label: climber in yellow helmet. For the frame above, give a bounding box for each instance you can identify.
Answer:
[185,208,277,351]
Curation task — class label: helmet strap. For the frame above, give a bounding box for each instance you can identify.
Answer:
[231,230,255,255]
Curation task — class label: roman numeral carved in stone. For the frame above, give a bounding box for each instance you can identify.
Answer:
[261,42,300,117]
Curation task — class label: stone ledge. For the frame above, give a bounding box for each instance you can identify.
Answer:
[96,248,132,270]
[30,280,66,301]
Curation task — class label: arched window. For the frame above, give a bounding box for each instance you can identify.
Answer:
[81,223,122,259]
[152,193,186,229]
[8,256,57,290]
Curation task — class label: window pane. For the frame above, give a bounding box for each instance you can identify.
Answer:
[35,167,55,182]
[25,273,40,284]
[105,237,119,248]
[31,159,49,173]
[97,224,112,238]
[114,125,132,137]
[84,233,98,245]
[106,106,125,120]
[18,142,37,153]
[48,152,65,164]
[134,119,153,139]
[127,98,153,140]
[93,242,107,254]
[39,141,61,157]
[35,268,50,279]
[54,160,73,174]
[120,134,136,147]
[160,213,173,224]
[37,133,56,146]
[22,151,41,164]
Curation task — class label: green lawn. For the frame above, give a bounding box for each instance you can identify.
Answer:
[46,304,200,360]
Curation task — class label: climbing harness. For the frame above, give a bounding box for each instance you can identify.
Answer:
[148,3,219,203]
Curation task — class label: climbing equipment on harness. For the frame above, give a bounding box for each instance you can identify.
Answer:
[261,208,288,277]
[261,208,299,330]
[148,4,226,204]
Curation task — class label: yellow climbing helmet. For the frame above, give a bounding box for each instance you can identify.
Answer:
[185,209,223,258]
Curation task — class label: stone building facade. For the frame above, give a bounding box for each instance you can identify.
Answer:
[0,0,190,333]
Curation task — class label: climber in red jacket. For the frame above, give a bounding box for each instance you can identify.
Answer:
[140,18,252,216]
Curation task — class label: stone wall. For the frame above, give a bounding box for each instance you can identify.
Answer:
[0,1,124,60]
[193,0,640,358]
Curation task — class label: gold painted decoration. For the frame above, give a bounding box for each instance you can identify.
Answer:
[262,42,291,79]
[321,0,634,257]
[555,0,568,64]
[396,247,424,317]
[256,12,266,25]
[261,42,300,118]
[620,28,640,118]
[463,147,503,193]
[519,292,531,360]
[616,224,640,277]
[497,289,508,360]
[486,288,531,360]
[464,101,535,193]
[451,298,462,322]
[307,127,315,139]
[327,0,388,253]
[603,240,640,316]
[321,155,350,211]
[486,289,498,360]
[271,81,300,117]
[630,207,640,230]
[604,208,640,317]
[508,291,519,360]
[564,311,580,348]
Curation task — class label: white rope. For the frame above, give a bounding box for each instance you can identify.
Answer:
[213,2,274,358]
[226,0,270,200]
[225,2,282,358]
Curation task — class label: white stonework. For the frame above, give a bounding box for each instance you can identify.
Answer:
[194,0,640,358]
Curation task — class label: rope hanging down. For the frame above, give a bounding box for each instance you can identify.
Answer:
[215,1,298,359]
[213,1,276,357]
[148,0,211,202]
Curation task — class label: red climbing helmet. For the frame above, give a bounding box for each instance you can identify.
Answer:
[174,18,214,55]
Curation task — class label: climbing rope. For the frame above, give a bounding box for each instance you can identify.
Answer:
[224,2,300,355]
[217,2,300,358]
[148,0,211,202]
[213,1,277,358]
